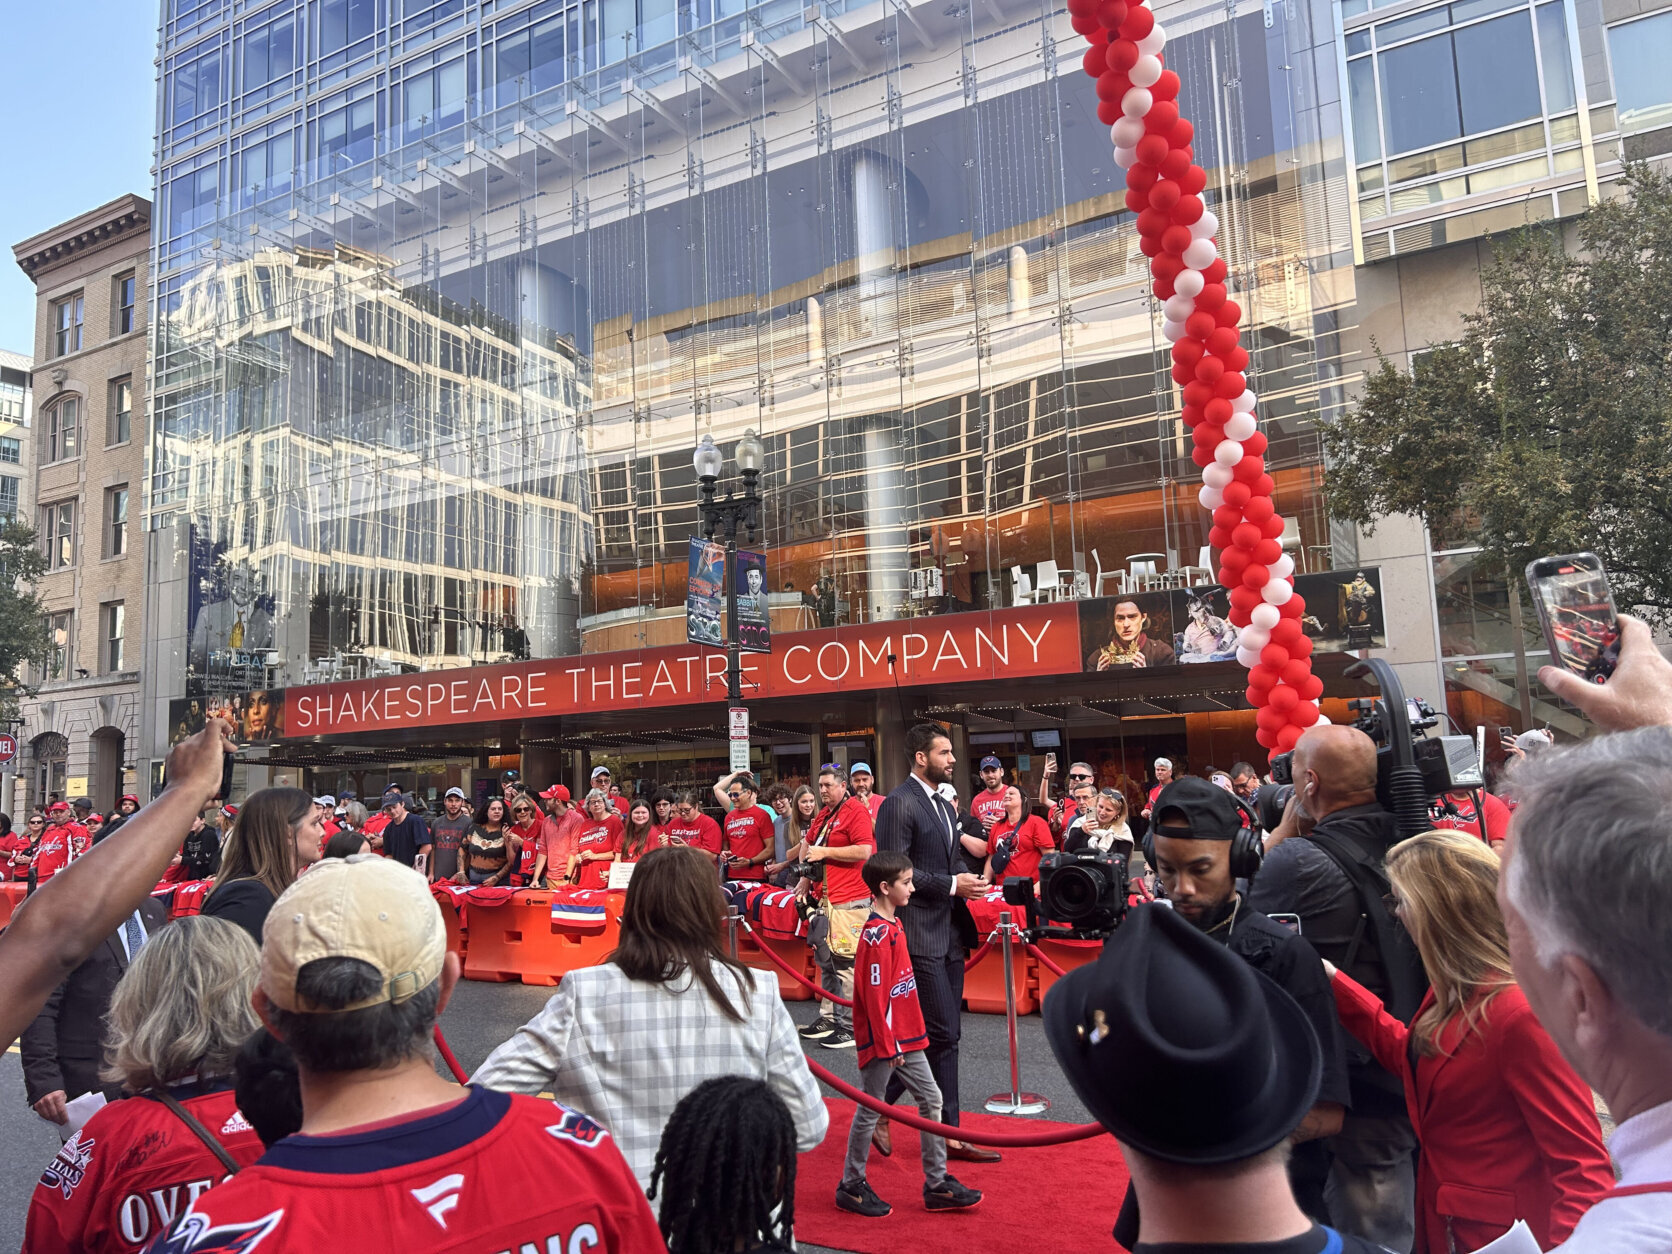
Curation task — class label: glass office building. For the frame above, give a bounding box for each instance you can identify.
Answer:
[145,0,1655,796]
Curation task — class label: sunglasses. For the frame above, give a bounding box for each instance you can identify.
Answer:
[1068,773,1093,781]
[727,791,743,801]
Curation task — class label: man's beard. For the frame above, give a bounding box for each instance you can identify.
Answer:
[1180,893,1237,932]
[924,759,953,785]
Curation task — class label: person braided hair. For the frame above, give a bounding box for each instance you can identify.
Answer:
[648,1075,798,1253]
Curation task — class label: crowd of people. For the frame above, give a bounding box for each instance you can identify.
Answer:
[1,615,1671,1252]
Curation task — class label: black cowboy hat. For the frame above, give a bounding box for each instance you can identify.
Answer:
[1044,903,1321,1164]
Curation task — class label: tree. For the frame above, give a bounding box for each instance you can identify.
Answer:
[1322,164,1672,621]
[0,520,52,722]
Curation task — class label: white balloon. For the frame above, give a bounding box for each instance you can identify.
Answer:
[1113,146,1138,169]
[1174,268,1205,298]
[1224,411,1257,441]
[1198,484,1223,510]
[1162,318,1186,343]
[1138,24,1167,55]
[1183,238,1218,270]
[1214,440,1244,466]
[1262,579,1294,606]
[1202,463,1233,490]
[1272,553,1295,581]
[1238,627,1270,653]
[1250,603,1281,630]
[1130,54,1163,87]
[1230,389,1257,413]
[1122,87,1153,117]
[1235,646,1264,669]
[1163,293,1195,322]
[1112,117,1146,149]
[1191,210,1219,239]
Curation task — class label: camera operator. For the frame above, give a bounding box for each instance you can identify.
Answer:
[1109,777,1348,1248]
[790,766,875,1050]
[1246,723,1426,1254]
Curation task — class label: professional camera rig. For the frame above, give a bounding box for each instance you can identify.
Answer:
[1000,847,1129,942]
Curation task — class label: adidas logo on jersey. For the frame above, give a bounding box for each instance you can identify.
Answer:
[220,1111,254,1136]
[411,1173,466,1229]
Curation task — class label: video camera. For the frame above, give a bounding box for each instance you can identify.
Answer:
[1001,848,1129,941]
[1268,657,1483,840]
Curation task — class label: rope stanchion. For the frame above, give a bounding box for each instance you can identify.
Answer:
[739,917,854,1007]
[804,1055,1105,1147]
[1025,942,1070,979]
[434,1026,469,1084]
[962,933,998,972]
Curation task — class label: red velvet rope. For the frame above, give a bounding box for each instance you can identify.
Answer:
[803,1055,1107,1146]
[434,1026,470,1084]
[1025,942,1071,979]
[739,917,1003,1006]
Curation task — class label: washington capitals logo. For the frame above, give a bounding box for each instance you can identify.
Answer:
[143,1209,282,1252]
[545,1107,606,1149]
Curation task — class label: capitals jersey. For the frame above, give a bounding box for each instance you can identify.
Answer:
[140,1086,663,1253]
[853,912,929,1068]
[25,1082,264,1254]
[33,822,92,885]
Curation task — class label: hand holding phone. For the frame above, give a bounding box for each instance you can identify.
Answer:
[1526,553,1620,684]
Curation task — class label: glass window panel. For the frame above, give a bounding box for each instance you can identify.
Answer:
[1463,121,1545,162]
[1343,0,1370,16]
[1535,3,1575,113]
[1389,141,1466,182]
[1348,58,1383,161]
[1450,0,1520,22]
[1456,13,1543,134]
[172,48,224,127]
[1377,7,1450,43]
[1468,153,1550,192]
[1549,113,1581,142]
[1607,12,1672,135]
[1379,35,1462,153]
[1389,173,1468,210]
[321,0,378,55]
[530,16,565,91]
[1551,145,1584,170]
[1347,30,1372,54]
[1357,165,1386,192]
[1360,193,1389,219]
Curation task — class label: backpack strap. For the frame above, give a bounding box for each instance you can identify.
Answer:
[152,1091,242,1175]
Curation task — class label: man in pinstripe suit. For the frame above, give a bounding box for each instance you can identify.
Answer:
[874,722,1002,1163]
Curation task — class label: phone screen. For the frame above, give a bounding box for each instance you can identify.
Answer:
[1527,553,1620,683]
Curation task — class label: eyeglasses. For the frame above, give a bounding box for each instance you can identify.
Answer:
[1068,773,1094,781]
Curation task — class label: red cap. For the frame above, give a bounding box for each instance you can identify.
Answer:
[47,802,70,815]
[221,804,239,819]
[539,785,570,802]
[121,794,139,805]
[88,814,104,824]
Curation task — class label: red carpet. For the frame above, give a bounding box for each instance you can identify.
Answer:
[793,1098,1127,1253]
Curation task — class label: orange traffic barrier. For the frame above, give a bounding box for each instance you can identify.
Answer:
[460,889,627,986]
[738,930,817,1001]
[961,933,1036,1015]
[1028,936,1102,1006]
[461,890,536,983]
[430,888,466,961]
[0,880,24,929]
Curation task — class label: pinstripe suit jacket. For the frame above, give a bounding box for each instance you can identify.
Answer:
[875,776,978,960]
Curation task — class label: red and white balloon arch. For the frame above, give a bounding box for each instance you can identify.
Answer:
[1071,0,1324,755]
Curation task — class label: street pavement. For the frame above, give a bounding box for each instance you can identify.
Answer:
[0,974,1090,1253]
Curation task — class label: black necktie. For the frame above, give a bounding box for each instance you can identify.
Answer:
[935,795,957,847]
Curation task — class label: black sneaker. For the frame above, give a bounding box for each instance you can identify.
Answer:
[924,1174,983,1212]
[836,1180,892,1218]
[821,1027,856,1049]
[798,1015,836,1040]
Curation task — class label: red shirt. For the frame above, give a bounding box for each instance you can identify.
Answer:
[663,813,723,858]
[723,805,774,881]
[137,1088,661,1254]
[1431,791,1511,845]
[573,815,624,889]
[510,820,542,882]
[856,792,884,819]
[971,787,1009,831]
[991,813,1055,883]
[26,1083,264,1253]
[33,822,91,884]
[0,830,31,879]
[321,819,341,838]
[618,825,661,865]
[808,798,875,904]
[1146,784,1165,812]
[854,912,929,1067]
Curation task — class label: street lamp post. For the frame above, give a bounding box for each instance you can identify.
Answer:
[692,429,765,707]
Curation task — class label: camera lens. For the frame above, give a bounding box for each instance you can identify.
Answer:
[1051,865,1099,921]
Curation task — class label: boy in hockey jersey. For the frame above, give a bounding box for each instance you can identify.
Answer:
[836,850,983,1218]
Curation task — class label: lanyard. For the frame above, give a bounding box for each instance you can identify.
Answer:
[1603,1182,1672,1199]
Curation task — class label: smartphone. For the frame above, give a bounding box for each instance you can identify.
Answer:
[1045,752,1058,770]
[1525,552,1621,684]
[1497,725,1514,742]
[218,753,236,801]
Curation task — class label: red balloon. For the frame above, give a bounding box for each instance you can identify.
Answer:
[1137,209,1169,237]
[1245,686,1266,706]
[1245,495,1273,524]
[1276,724,1303,753]
[1289,703,1320,728]
[1072,12,1102,33]
[1290,635,1314,659]
[1149,180,1180,213]
[1185,312,1216,340]
[1259,514,1285,540]
[1145,100,1180,132]
[1229,587,1261,616]
[1217,299,1242,326]
[1172,195,1204,226]
[1181,404,1205,428]
[1171,363,1195,387]
[1243,563,1271,592]
[1127,165,1157,191]
[1172,339,1203,367]
[1215,373,1248,400]
[1195,357,1225,385]
[1154,279,1176,302]
[1069,0,1099,14]
[1138,232,1160,257]
[1231,522,1261,550]
[1172,120,1197,149]
[1097,0,1129,26]
[1257,705,1288,731]
[1179,162,1205,195]
[1152,69,1181,100]
[1105,39,1140,72]
[1243,430,1268,457]
[1194,424,1224,448]
[1151,252,1184,281]
[1255,473,1276,498]
[1161,224,1193,255]
[1159,148,1192,180]
[1182,381,1213,407]
[1223,481,1252,509]
[1202,397,1231,426]
[1270,619,1302,645]
[1232,456,1264,483]
[1301,675,1325,701]
[1260,642,1290,669]
[1097,71,1128,100]
[1206,326,1239,356]
[1083,45,1108,76]
[1224,346,1250,372]
[1125,190,1148,214]
[1136,135,1170,166]
[1190,446,1213,467]
[1269,685,1299,712]
[1121,3,1155,37]
[1208,526,1231,550]
[1213,504,1241,529]
[1221,546,1250,573]
[1195,283,1226,311]
[1277,596,1304,621]
[1254,538,1281,565]
[1281,658,1311,686]
[1248,664,1278,690]
[1097,99,1121,124]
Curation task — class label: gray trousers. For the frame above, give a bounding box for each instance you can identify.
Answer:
[843,1051,948,1190]
[1325,1112,1418,1254]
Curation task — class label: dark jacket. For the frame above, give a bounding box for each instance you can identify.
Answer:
[21,900,167,1107]
[201,878,278,945]
[180,825,222,880]
[874,776,978,959]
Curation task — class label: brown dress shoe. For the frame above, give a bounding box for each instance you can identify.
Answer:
[872,1116,893,1157]
[945,1139,1003,1163]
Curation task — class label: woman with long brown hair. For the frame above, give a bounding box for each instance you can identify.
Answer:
[202,787,324,943]
[619,797,657,864]
[1328,829,1612,1252]
[473,844,827,1188]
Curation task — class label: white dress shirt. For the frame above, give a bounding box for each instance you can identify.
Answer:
[1552,1098,1672,1251]
[471,959,828,1188]
[912,773,955,847]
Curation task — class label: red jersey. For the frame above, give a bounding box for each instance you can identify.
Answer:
[853,912,929,1068]
[609,795,630,817]
[510,820,542,882]
[33,822,91,884]
[664,813,723,858]
[971,788,1008,831]
[572,815,624,889]
[991,813,1054,883]
[26,1083,264,1253]
[1431,791,1511,845]
[139,1088,661,1254]
[722,805,774,881]
[807,798,875,904]
[1146,784,1164,812]
[1,829,31,879]
[320,820,341,839]
[855,792,884,819]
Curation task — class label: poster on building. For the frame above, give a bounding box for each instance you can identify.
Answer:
[1081,591,1177,669]
[735,549,770,653]
[686,537,725,648]
[1294,568,1387,651]
[1173,585,1241,662]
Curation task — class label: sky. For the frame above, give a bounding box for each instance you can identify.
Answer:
[0,3,158,357]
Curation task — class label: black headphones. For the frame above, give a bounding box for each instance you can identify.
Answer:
[1142,791,1265,883]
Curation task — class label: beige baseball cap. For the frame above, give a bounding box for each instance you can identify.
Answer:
[261,855,446,1013]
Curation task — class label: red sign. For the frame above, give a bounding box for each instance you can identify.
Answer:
[0,733,15,764]
[285,603,1082,738]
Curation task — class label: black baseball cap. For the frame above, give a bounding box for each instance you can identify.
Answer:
[1152,776,1241,841]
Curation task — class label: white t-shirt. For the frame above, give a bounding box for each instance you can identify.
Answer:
[1552,1098,1672,1252]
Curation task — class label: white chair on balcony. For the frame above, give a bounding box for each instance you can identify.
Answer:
[1091,549,1126,598]
[1036,559,1063,601]
[1178,544,1214,588]
[1011,565,1036,606]
[1280,517,1303,560]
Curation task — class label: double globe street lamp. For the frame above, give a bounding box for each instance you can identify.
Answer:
[692,428,765,707]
